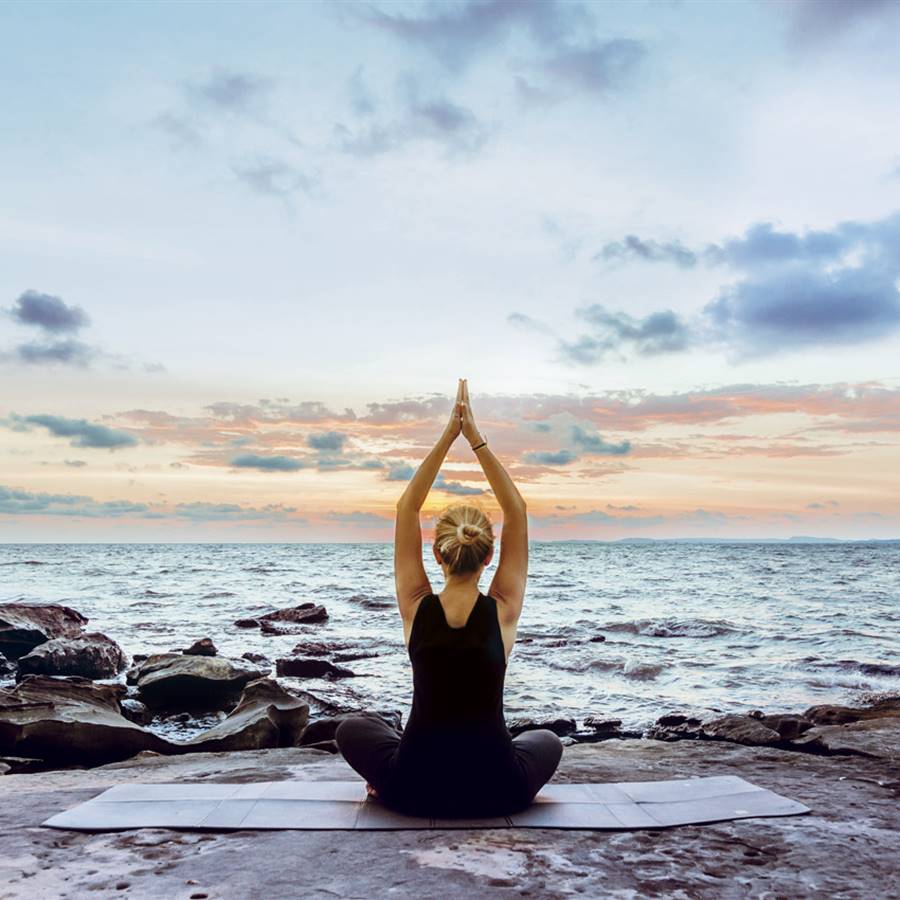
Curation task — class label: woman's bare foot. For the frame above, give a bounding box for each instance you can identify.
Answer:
[365,782,379,799]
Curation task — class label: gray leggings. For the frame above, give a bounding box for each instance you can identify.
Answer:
[335,714,564,818]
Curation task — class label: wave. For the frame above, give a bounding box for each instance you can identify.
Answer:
[201,591,237,599]
[601,618,738,638]
[0,560,49,566]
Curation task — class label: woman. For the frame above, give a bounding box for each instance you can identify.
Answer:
[335,378,563,818]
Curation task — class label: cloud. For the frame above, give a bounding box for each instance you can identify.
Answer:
[230,453,308,472]
[807,500,840,509]
[7,289,90,333]
[522,448,578,466]
[434,472,485,495]
[570,424,631,455]
[321,509,391,527]
[307,431,348,452]
[12,339,96,367]
[347,64,377,116]
[778,0,899,50]
[186,70,275,115]
[595,235,699,268]
[231,157,317,200]
[0,485,303,522]
[536,211,900,361]
[333,74,489,159]
[350,0,590,73]
[6,414,137,449]
[528,37,647,98]
[385,463,416,481]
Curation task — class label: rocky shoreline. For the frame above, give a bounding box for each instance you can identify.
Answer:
[2,599,898,776]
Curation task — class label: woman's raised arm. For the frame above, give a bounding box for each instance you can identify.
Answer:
[459,380,528,619]
[394,380,464,616]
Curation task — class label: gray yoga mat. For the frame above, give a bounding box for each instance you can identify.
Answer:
[41,775,809,831]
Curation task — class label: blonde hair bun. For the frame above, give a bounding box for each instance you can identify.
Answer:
[457,523,482,546]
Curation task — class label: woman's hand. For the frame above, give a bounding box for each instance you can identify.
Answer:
[460,379,483,448]
[443,378,464,442]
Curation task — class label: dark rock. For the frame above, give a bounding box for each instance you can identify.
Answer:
[507,717,576,737]
[132,653,148,664]
[0,602,88,659]
[300,710,401,746]
[333,651,380,663]
[120,698,152,726]
[258,603,328,625]
[588,636,606,643]
[0,675,173,763]
[183,678,309,752]
[289,642,334,656]
[583,716,623,734]
[804,698,900,726]
[129,653,269,709]
[700,714,782,747]
[241,652,270,666]
[760,714,814,741]
[0,755,49,774]
[183,638,217,657]
[645,716,704,741]
[0,652,13,677]
[234,618,260,629]
[791,716,900,761]
[16,632,127,680]
[275,657,356,679]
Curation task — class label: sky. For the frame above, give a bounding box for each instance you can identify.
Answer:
[1,0,899,542]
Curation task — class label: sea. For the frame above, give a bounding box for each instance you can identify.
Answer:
[2,541,898,736]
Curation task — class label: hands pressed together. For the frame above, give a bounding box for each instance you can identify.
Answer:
[444,378,485,450]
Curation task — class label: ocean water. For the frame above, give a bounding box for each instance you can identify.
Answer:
[1,542,898,733]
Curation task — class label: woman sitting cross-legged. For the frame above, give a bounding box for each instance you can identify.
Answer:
[335,378,563,818]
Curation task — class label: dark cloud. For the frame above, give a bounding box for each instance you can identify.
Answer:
[780,0,898,49]
[0,485,152,518]
[540,211,900,361]
[570,424,631,455]
[704,264,900,356]
[595,235,699,268]
[321,510,390,527]
[174,500,300,521]
[386,463,416,481]
[554,306,691,364]
[307,431,348,452]
[6,414,137,449]
[522,448,578,465]
[13,339,96,367]
[434,472,485,496]
[230,453,307,472]
[187,70,274,114]
[7,290,90,333]
[807,500,840,509]
[151,110,206,150]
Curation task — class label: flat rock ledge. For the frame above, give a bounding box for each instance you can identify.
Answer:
[1,727,897,899]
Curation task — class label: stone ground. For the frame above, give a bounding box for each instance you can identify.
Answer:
[1,738,897,900]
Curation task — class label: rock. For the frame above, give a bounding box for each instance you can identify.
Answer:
[645,715,704,741]
[700,714,783,747]
[303,739,339,753]
[299,710,401,746]
[583,716,623,734]
[183,638,217,657]
[507,717,576,737]
[258,603,328,625]
[0,602,88,659]
[183,678,309,753]
[236,603,329,633]
[0,675,174,764]
[120,698,152,726]
[760,714,814,740]
[16,632,127,680]
[0,652,13,677]
[589,635,606,642]
[241,652,270,666]
[275,658,356,679]
[128,653,269,710]
[132,653,148,664]
[333,651,380,663]
[803,697,900,726]
[289,642,334,656]
[791,717,900,761]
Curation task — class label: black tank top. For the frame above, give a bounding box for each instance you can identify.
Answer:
[399,591,514,757]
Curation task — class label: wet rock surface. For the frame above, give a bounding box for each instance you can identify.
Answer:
[0,602,89,659]
[1,725,897,899]
[275,657,356,679]
[127,653,269,710]
[15,632,127,680]
[182,638,217,657]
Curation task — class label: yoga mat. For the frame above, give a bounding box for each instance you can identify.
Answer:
[41,775,809,831]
